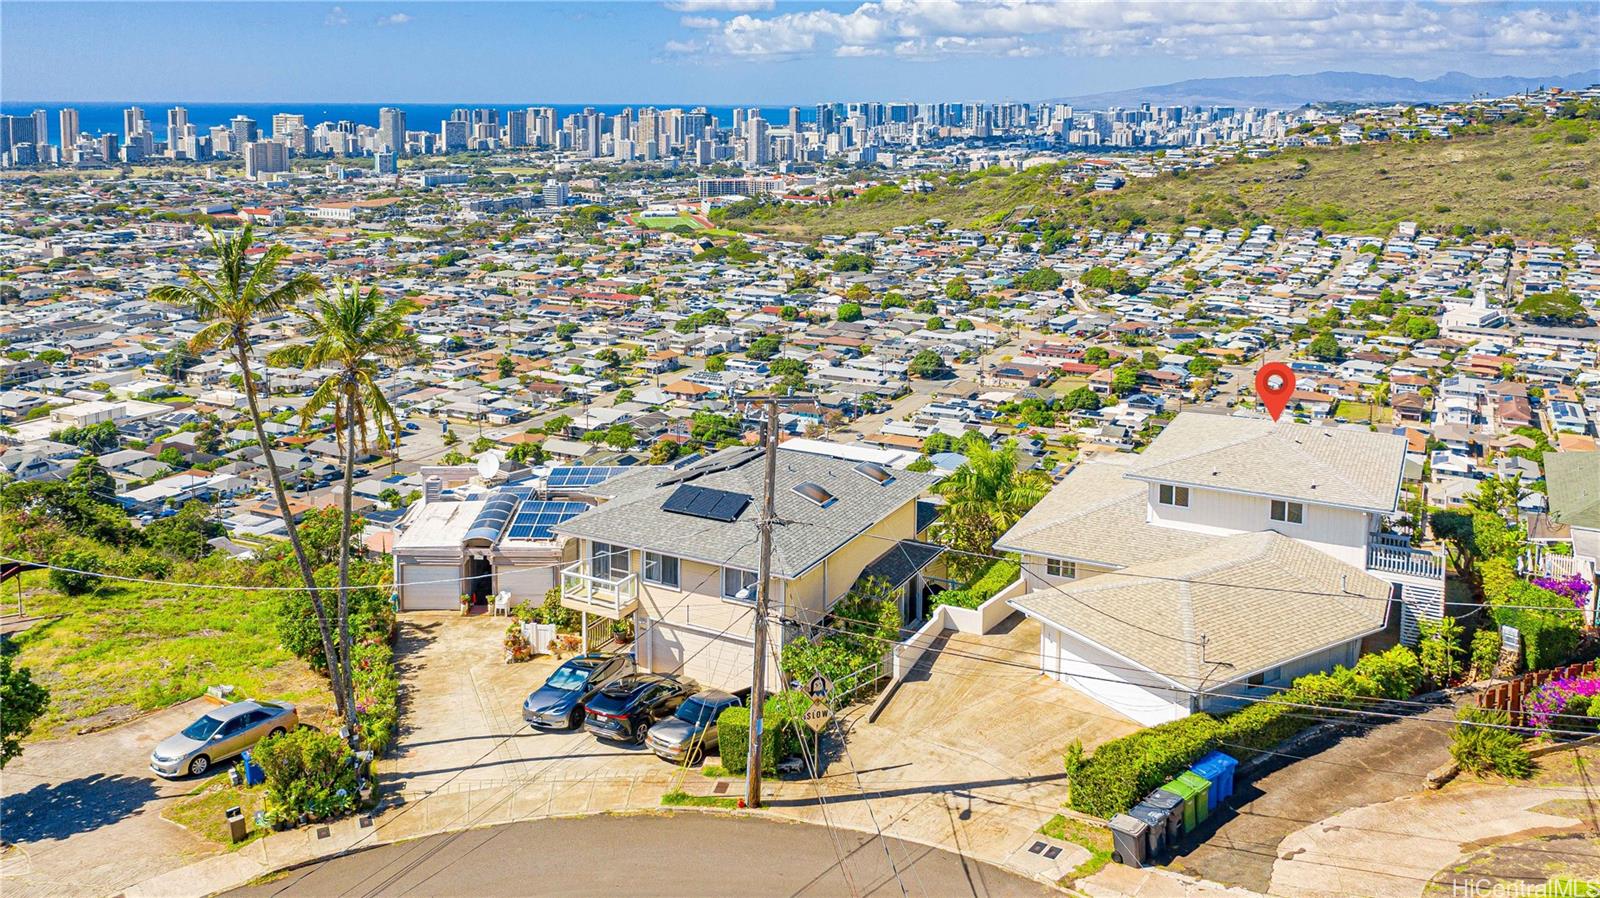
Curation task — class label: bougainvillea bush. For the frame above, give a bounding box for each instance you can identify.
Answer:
[1529,574,1592,610]
[1526,676,1600,736]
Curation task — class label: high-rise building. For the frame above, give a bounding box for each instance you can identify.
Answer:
[788,106,801,135]
[30,109,48,152]
[230,115,259,153]
[243,139,288,178]
[439,119,468,153]
[378,107,407,154]
[744,115,769,165]
[58,108,79,161]
[165,107,188,147]
[123,106,146,141]
[542,178,568,209]
[505,109,528,147]
[374,149,397,175]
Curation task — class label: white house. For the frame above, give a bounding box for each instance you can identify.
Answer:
[996,412,1446,726]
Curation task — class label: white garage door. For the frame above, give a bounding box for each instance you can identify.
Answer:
[496,563,556,607]
[399,563,461,611]
[644,621,754,692]
[1042,624,1190,727]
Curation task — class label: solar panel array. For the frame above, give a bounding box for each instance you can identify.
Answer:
[544,466,632,491]
[662,484,750,523]
[505,500,589,541]
[464,492,523,543]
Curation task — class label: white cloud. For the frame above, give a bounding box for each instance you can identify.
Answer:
[323,5,349,26]
[664,0,774,11]
[675,0,1597,67]
[679,15,723,29]
[375,12,412,26]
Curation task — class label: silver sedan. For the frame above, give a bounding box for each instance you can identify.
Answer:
[150,700,298,778]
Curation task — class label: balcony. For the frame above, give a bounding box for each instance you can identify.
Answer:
[560,563,638,619]
[1366,539,1444,581]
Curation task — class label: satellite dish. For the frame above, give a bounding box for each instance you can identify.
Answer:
[476,451,501,480]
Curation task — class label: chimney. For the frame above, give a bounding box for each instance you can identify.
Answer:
[423,476,442,505]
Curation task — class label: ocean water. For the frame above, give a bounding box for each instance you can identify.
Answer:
[0,102,802,140]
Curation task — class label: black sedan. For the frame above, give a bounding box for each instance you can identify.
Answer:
[522,653,633,729]
[582,674,698,744]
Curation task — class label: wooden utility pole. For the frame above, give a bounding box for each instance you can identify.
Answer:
[745,396,780,809]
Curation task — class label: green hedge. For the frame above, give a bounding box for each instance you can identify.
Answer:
[717,691,811,775]
[1065,645,1423,818]
[1481,558,1582,671]
[932,556,1021,610]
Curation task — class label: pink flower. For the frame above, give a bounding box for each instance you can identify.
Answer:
[1527,676,1600,736]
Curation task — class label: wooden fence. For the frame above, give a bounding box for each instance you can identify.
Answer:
[1476,661,1598,726]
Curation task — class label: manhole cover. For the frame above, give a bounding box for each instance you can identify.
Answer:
[1044,846,1061,860]
[713,782,729,794]
[1028,841,1046,855]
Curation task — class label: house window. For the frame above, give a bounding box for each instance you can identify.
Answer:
[591,542,631,580]
[643,552,679,589]
[722,567,758,603]
[1158,484,1190,507]
[1045,558,1077,579]
[1270,500,1304,525]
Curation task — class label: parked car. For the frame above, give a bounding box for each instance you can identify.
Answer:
[645,688,744,763]
[150,700,298,778]
[582,674,698,744]
[522,653,632,729]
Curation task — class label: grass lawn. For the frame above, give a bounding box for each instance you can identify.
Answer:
[1334,400,1394,424]
[9,570,330,740]
[661,789,738,809]
[161,773,269,849]
[1040,814,1115,885]
[637,215,705,231]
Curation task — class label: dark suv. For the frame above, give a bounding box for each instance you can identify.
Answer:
[582,674,698,744]
[522,653,633,729]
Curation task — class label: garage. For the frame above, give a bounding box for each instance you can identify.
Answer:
[398,561,462,611]
[642,620,755,692]
[495,562,558,607]
[1039,623,1190,727]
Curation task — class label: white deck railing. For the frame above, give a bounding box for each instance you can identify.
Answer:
[559,563,638,617]
[1366,543,1445,581]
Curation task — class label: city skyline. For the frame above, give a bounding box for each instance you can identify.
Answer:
[3,1,1596,105]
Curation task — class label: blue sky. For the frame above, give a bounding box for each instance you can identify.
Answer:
[3,1,1596,104]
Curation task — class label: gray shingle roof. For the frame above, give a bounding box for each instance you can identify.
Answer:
[1545,451,1600,530]
[1009,531,1391,689]
[1124,413,1407,513]
[555,446,937,579]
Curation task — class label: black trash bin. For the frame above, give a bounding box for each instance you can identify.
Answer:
[1144,788,1186,843]
[1128,801,1171,859]
[1108,813,1150,868]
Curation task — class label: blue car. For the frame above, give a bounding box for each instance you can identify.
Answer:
[522,653,632,730]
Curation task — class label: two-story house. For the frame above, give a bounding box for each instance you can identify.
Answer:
[995,412,1446,726]
[553,446,942,691]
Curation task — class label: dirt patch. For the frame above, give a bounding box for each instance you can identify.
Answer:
[74,703,141,735]
[1427,833,1600,895]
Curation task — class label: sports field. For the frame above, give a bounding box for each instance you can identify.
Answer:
[636,214,705,230]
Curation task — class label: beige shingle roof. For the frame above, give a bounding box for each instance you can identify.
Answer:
[1124,413,1407,513]
[1009,531,1391,689]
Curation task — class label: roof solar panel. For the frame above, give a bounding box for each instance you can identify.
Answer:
[662,484,749,523]
[545,466,630,491]
[503,500,589,541]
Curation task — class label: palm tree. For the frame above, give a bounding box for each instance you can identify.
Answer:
[270,281,425,732]
[932,440,1051,581]
[148,227,349,717]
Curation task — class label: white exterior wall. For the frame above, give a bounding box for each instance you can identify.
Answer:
[1038,622,1191,726]
[1145,483,1373,568]
[1200,639,1361,712]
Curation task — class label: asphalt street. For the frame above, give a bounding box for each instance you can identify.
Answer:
[223,813,1058,898]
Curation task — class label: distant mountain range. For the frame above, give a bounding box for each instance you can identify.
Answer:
[1055,69,1600,109]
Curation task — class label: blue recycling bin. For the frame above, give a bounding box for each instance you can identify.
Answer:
[240,750,266,787]
[1189,750,1237,812]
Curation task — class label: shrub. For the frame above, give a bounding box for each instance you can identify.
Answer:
[1450,707,1533,779]
[252,727,360,825]
[1469,628,1502,680]
[931,556,1020,610]
[1481,558,1582,672]
[1064,714,1221,818]
[1525,676,1600,737]
[717,691,812,776]
[48,548,101,595]
[1353,645,1424,698]
[350,640,399,756]
[1417,616,1465,688]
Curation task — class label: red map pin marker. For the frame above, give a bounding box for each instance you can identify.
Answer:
[1255,362,1296,422]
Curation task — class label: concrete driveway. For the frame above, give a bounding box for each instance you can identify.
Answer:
[0,698,223,898]
[379,613,678,831]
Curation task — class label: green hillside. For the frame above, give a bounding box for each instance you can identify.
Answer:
[726,118,1599,241]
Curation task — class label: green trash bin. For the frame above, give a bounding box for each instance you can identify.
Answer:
[1177,771,1213,825]
[1160,775,1204,832]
